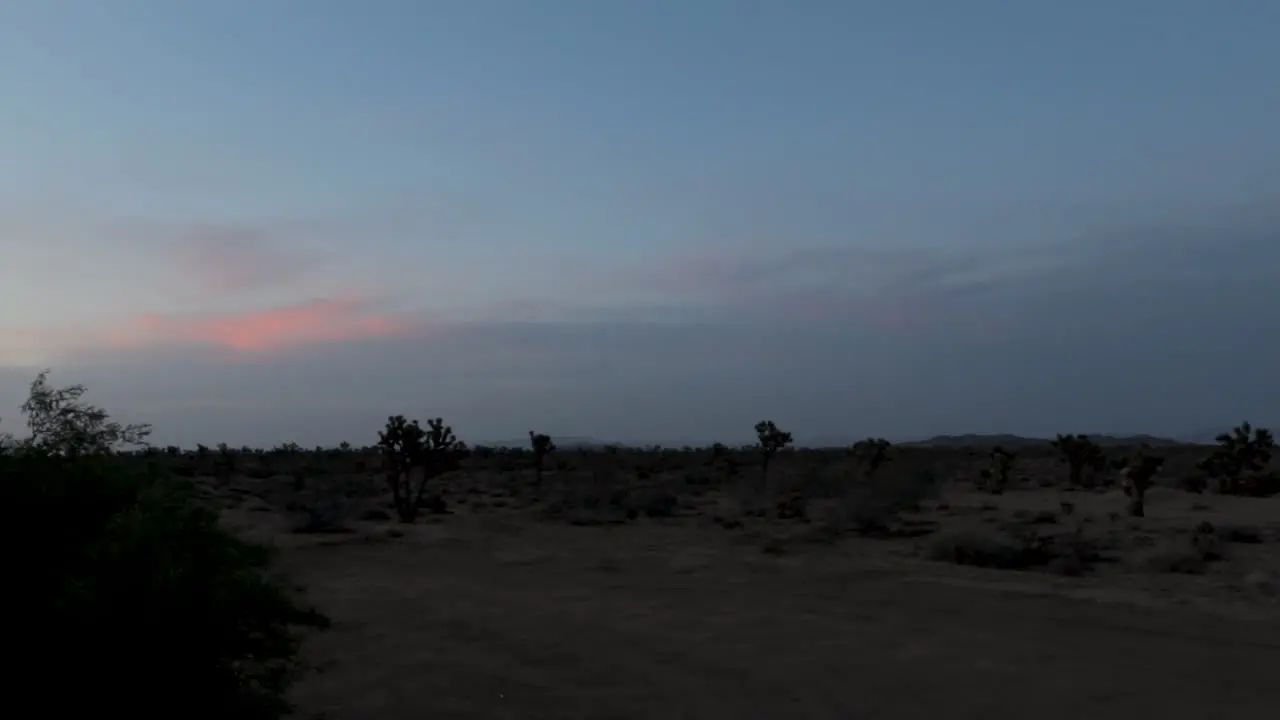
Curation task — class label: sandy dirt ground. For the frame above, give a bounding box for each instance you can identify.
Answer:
[270,503,1280,720]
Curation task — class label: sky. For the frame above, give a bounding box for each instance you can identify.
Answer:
[1,1,1278,448]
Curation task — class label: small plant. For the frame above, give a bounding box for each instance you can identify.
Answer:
[710,442,740,483]
[377,415,468,523]
[1115,445,1164,517]
[1050,433,1107,488]
[1199,422,1275,495]
[979,447,1016,494]
[850,437,892,478]
[754,420,793,485]
[529,430,556,486]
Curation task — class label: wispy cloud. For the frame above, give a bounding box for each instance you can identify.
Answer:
[605,242,1072,330]
[159,223,321,295]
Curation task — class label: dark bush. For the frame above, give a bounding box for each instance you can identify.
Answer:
[635,487,679,517]
[3,451,329,718]
[843,468,940,534]
[928,525,1107,574]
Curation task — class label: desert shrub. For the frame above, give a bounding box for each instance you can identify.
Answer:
[3,451,329,718]
[928,528,1042,569]
[289,487,355,533]
[1176,473,1209,493]
[726,479,774,519]
[1190,521,1228,559]
[1137,523,1228,574]
[631,487,680,517]
[541,479,635,524]
[927,525,1105,575]
[171,463,200,478]
[1242,470,1280,498]
[774,490,808,520]
[16,369,152,455]
[1140,545,1211,574]
[245,465,277,480]
[841,468,940,534]
[2,371,328,718]
[1215,523,1265,544]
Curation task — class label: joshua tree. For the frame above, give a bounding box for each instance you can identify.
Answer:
[754,420,793,485]
[528,430,556,486]
[1050,433,1107,488]
[1199,422,1274,495]
[979,446,1016,494]
[850,437,892,478]
[214,442,236,484]
[1116,446,1164,517]
[377,415,468,523]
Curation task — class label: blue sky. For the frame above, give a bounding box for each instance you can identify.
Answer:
[2,1,1278,447]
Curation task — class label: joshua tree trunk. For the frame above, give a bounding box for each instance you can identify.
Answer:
[1125,476,1147,517]
[1127,491,1145,517]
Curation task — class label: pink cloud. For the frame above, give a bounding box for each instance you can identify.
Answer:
[106,297,416,354]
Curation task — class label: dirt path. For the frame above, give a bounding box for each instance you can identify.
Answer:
[286,521,1280,719]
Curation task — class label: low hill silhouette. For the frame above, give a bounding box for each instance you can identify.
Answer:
[902,433,1187,448]
[483,436,624,450]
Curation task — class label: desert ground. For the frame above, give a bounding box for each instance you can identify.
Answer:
[199,441,1280,719]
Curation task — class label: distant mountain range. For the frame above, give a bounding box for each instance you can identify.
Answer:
[899,433,1190,448]
[480,428,1264,451]
[1171,427,1262,445]
[483,436,622,450]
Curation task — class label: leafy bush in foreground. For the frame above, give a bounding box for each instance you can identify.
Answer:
[4,450,329,717]
[2,372,328,718]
